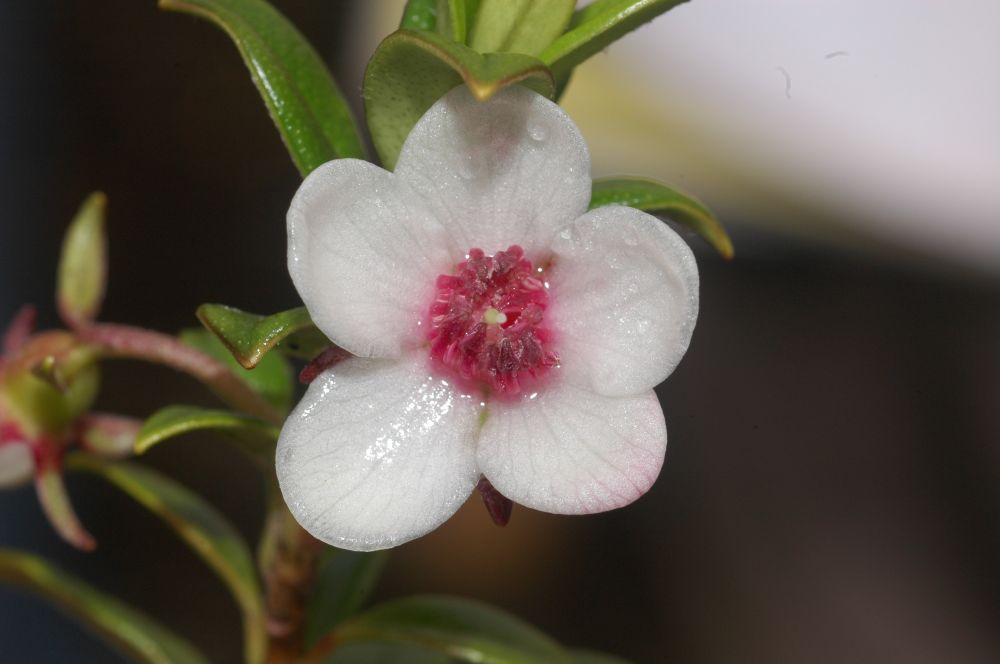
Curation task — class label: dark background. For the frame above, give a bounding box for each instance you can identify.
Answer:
[2,2,999,662]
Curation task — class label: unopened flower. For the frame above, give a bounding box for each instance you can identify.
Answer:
[0,306,139,549]
[278,86,698,551]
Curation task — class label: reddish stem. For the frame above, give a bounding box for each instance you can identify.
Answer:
[78,323,280,424]
[298,345,350,384]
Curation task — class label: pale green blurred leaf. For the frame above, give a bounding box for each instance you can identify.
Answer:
[0,548,209,664]
[469,0,574,56]
[134,405,278,464]
[305,549,390,649]
[69,456,266,664]
[57,192,107,328]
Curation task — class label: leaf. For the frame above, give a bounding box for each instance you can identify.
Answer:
[304,550,390,649]
[364,29,555,169]
[34,465,96,551]
[68,456,266,664]
[436,0,467,43]
[590,177,733,259]
[160,0,366,175]
[181,328,293,413]
[335,595,569,664]
[540,0,688,79]
[197,303,329,369]
[400,0,437,31]
[468,0,575,56]
[133,405,279,464]
[0,548,209,664]
[57,192,108,329]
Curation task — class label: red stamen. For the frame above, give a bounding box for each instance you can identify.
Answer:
[427,246,558,396]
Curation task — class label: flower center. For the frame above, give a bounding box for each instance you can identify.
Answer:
[427,245,558,396]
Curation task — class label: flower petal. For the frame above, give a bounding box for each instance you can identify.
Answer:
[276,355,482,551]
[0,443,33,488]
[547,205,699,397]
[394,85,591,259]
[287,159,453,358]
[79,413,141,459]
[476,382,666,514]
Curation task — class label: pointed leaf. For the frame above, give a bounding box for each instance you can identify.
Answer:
[68,456,266,664]
[57,192,108,329]
[197,304,329,370]
[590,177,733,259]
[305,549,390,649]
[335,595,569,664]
[134,405,278,464]
[0,549,209,664]
[469,0,575,56]
[401,0,437,31]
[540,0,688,79]
[160,0,366,175]
[364,29,555,169]
[181,328,293,413]
[35,466,96,551]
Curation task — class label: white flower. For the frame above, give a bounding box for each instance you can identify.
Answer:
[277,86,699,552]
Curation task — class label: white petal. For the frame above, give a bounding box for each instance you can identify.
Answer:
[476,382,666,514]
[276,355,482,551]
[547,205,699,397]
[287,159,454,358]
[394,86,591,260]
[0,443,33,488]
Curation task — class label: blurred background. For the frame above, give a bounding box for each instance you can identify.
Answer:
[2,1,999,662]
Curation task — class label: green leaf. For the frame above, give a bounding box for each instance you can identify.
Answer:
[540,0,688,79]
[180,328,293,413]
[305,550,390,649]
[571,651,632,664]
[57,192,108,328]
[160,0,366,175]
[68,456,266,664]
[336,595,569,664]
[0,548,209,664]
[468,0,575,56]
[436,0,467,43]
[364,29,555,169]
[197,303,329,369]
[590,177,733,259]
[401,0,437,31]
[134,405,279,464]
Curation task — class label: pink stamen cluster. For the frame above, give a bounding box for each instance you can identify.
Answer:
[428,245,558,396]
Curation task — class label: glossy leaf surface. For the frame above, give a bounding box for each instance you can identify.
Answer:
[181,328,293,413]
[69,456,266,664]
[590,177,733,259]
[400,0,438,31]
[57,192,108,329]
[337,595,569,664]
[197,303,329,369]
[134,405,279,464]
[160,0,366,175]
[305,549,390,649]
[364,29,555,169]
[0,549,208,664]
[540,0,687,79]
[469,0,575,56]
